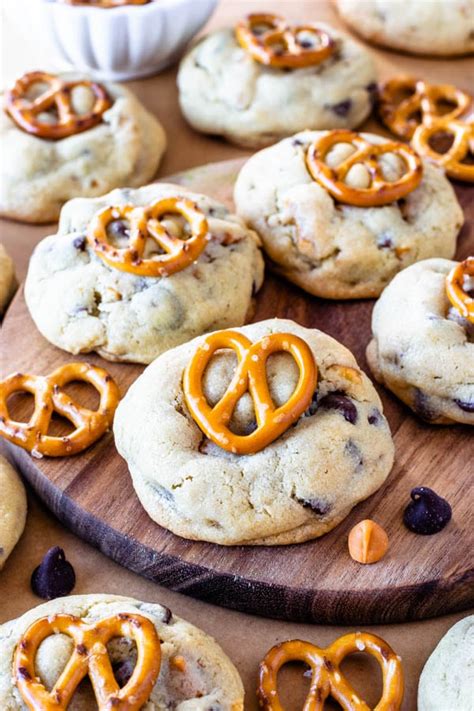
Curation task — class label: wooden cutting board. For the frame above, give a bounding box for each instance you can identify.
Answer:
[1,158,473,624]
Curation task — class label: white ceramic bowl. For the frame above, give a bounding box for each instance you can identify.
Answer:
[36,0,217,80]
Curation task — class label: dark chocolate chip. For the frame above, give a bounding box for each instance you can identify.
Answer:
[403,487,452,535]
[368,408,382,425]
[377,233,394,249]
[318,392,358,424]
[113,659,135,687]
[108,220,129,239]
[298,39,314,49]
[292,138,304,147]
[72,236,86,251]
[329,98,352,117]
[454,398,474,413]
[413,389,438,422]
[161,605,173,624]
[366,81,378,106]
[31,547,76,600]
[296,497,332,515]
[303,391,319,417]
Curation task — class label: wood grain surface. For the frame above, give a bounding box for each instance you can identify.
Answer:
[1,157,473,625]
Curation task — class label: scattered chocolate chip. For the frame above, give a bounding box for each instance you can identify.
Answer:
[31,547,76,600]
[377,233,394,249]
[72,236,86,251]
[413,389,438,422]
[161,605,173,624]
[304,391,319,417]
[296,497,332,516]
[366,81,378,106]
[329,98,352,117]
[403,487,452,535]
[298,39,314,49]
[319,392,358,424]
[108,220,129,239]
[113,659,135,687]
[454,398,474,413]
[292,138,304,147]
[368,408,382,425]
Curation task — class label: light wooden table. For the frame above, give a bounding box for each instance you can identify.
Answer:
[0,2,472,708]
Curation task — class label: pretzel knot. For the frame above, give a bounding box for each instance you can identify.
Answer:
[378,76,472,140]
[14,613,161,711]
[5,71,111,140]
[0,363,120,458]
[183,330,318,455]
[306,130,423,206]
[87,197,210,277]
[411,118,474,182]
[258,634,404,711]
[446,257,474,323]
[235,13,335,68]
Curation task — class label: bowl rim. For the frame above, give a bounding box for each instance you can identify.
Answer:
[39,0,217,15]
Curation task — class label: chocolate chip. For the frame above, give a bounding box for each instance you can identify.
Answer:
[18,667,31,680]
[366,81,378,106]
[108,220,129,239]
[318,392,358,424]
[113,659,135,687]
[454,398,474,413]
[413,389,438,422]
[161,605,173,624]
[298,39,314,49]
[328,98,352,117]
[368,408,382,425]
[292,138,304,147]
[304,391,319,417]
[296,497,332,515]
[403,487,452,535]
[377,233,394,249]
[73,236,86,251]
[31,547,76,600]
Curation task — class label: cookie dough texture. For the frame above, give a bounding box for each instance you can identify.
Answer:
[115,318,395,545]
[336,0,474,56]
[367,258,474,425]
[418,615,474,711]
[0,75,167,223]
[0,456,27,570]
[25,183,264,364]
[177,25,377,147]
[0,243,17,316]
[234,131,463,299]
[0,594,244,710]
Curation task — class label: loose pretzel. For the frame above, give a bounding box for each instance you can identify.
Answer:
[87,197,210,277]
[379,76,472,140]
[306,130,423,206]
[5,71,111,140]
[14,612,160,711]
[258,633,404,711]
[183,330,317,455]
[0,362,120,457]
[235,13,335,68]
[62,0,149,6]
[412,118,474,182]
[446,257,474,323]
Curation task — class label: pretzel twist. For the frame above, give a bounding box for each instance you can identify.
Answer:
[0,363,120,457]
[306,130,423,206]
[379,76,472,140]
[446,257,474,322]
[258,634,404,711]
[87,197,210,277]
[5,71,111,140]
[236,13,335,68]
[411,118,474,182]
[14,613,161,711]
[62,0,149,6]
[183,330,318,455]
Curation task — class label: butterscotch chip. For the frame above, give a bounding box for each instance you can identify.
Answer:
[348,519,388,564]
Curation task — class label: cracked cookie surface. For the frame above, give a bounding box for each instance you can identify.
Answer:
[114,318,394,545]
[0,594,244,710]
[24,183,264,364]
[0,456,27,570]
[336,0,474,56]
[233,130,463,299]
[177,26,376,148]
[367,258,474,425]
[0,75,166,223]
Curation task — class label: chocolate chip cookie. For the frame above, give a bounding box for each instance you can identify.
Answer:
[0,456,27,570]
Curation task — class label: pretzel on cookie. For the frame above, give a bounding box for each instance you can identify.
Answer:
[412,118,474,182]
[183,330,318,455]
[446,257,474,323]
[14,612,160,711]
[0,362,120,457]
[379,76,472,140]
[306,130,423,206]
[87,197,210,277]
[258,633,404,711]
[236,13,335,68]
[5,71,111,140]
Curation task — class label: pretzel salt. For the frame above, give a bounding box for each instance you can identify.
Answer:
[236,13,334,68]
[0,362,119,457]
[446,257,474,323]
[14,613,160,711]
[5,71,111,140]
[88,197,209,277]
[306,130,423,206]
[379,76,472,140]
[183,330,317,455]
[258,633,404,710]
